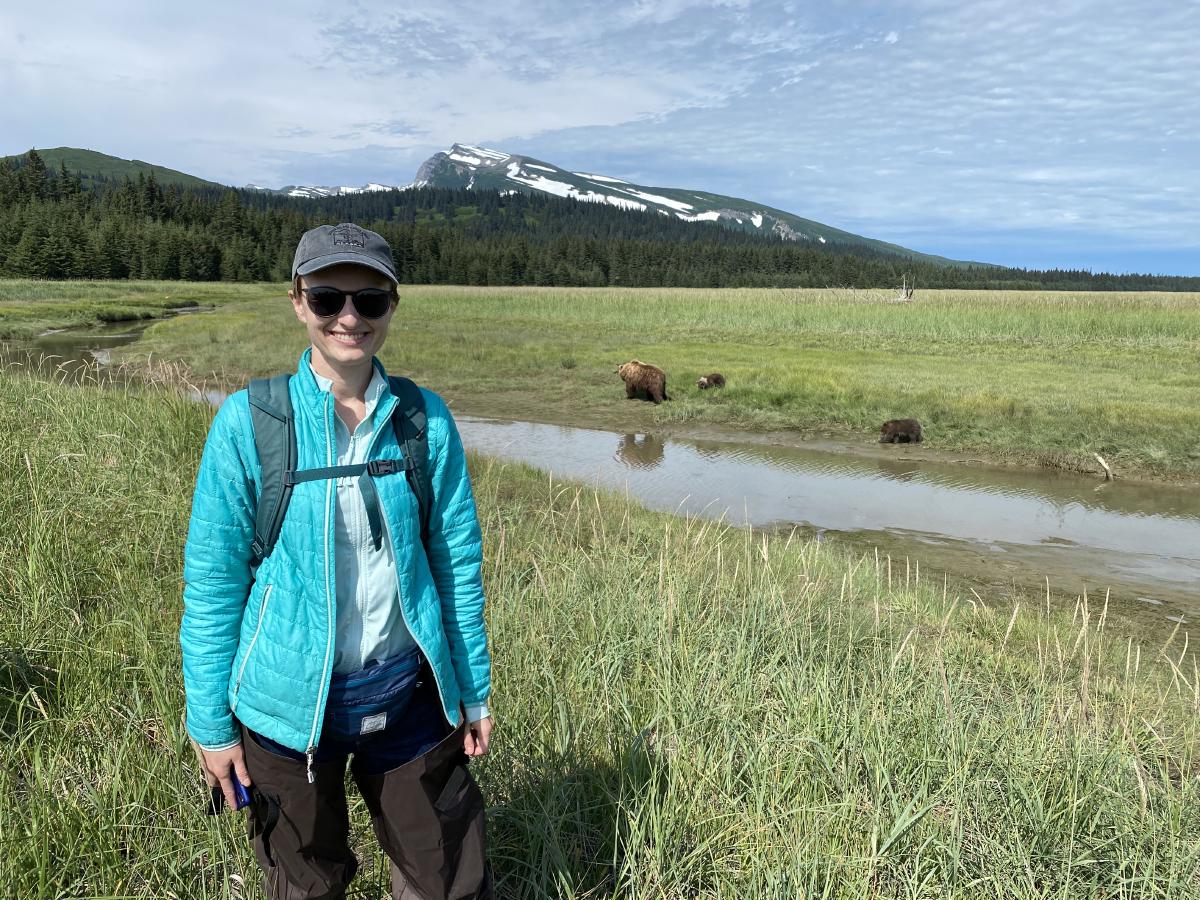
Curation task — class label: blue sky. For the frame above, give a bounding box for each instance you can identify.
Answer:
[1,0,1197,274]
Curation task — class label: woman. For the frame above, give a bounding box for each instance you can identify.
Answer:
[181,223,493,900]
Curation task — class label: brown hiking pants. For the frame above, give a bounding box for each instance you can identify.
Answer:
[241,721,491,900]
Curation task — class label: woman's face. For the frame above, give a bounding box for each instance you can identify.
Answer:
[288,263,397,376]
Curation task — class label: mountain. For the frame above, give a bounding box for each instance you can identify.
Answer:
[13,143,957,264]
[0,147,223,190]
[409,144,960,264]
[244,181,399,199]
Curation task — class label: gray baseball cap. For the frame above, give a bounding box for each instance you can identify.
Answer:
[291,222,399,284]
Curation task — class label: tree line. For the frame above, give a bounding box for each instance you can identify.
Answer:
[1,150,1196,291]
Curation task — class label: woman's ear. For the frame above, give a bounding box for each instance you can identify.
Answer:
[288,281,306,321]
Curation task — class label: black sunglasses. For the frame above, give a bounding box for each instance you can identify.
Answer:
[301,286,396,319]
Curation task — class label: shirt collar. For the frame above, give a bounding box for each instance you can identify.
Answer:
[308,361,388,417]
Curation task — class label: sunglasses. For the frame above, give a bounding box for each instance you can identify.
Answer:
[301,286,396,319]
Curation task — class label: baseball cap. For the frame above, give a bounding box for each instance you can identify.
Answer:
[291,223,399,284]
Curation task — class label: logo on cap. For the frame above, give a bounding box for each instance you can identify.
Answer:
[332,223,367,248]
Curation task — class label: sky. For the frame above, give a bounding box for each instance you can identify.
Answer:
[2,0,1197,275]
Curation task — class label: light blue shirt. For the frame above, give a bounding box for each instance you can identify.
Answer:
[313,364,415,675]
[312,363,489,722]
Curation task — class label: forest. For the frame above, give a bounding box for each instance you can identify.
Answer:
[2,150,1195,290]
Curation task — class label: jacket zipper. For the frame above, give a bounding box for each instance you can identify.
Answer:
[233,584,274,697]
[305,392,337,783]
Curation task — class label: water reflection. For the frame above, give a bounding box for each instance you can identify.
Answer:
[455,415,1200,613]
[615,433,665,469]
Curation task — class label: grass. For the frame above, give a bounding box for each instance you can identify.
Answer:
[0,279,273,339]
[3,366,1200,897]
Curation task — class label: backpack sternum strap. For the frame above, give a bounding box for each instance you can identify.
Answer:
[284,459,412,551]
[247,372,432,572]
[282,456,414,486]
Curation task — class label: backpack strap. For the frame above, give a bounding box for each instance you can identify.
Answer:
[247,374,296,578]
[387,375,432,545]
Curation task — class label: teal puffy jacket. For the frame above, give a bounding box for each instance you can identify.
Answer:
[181,350,490,753]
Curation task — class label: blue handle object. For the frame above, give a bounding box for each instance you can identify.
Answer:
[233,776,252,810]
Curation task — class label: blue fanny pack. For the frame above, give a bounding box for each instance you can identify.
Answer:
[323,647,424,743]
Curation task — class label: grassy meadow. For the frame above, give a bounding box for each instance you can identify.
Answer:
[3,280,1199,480]
[0,279,271,339]
[123,282,1200,482]
[4,365,1200,897]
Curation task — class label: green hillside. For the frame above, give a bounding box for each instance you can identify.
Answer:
[0,147,223,190]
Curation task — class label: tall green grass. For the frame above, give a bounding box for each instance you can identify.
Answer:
[3,367,1199,897]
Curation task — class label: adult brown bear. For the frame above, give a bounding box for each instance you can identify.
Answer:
[696,373,726,389]
[879,418,923,443]
[616,359,671,404]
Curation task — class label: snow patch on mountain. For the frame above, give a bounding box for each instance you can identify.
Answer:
[502,161,648,210]
[282,181,399,198]
[457,144,509,162]
[676,210,721,222]
[616,188,693,212]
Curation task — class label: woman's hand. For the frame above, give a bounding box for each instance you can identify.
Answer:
[199,742,252,810]
[463,716,492,757]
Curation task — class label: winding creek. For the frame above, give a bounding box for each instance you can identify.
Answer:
[5,321,1198,629]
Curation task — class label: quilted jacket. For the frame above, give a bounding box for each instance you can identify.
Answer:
[180,350,490,753]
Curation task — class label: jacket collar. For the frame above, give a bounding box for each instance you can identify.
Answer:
[293,348,394,409]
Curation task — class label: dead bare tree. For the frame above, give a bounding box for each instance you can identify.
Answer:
[890,273,916,303]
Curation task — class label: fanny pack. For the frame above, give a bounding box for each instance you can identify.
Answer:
[323,647,424,743]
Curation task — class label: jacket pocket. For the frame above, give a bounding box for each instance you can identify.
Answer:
[234,584,274,697]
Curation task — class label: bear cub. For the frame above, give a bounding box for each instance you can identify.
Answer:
[696,373,726,390]
[879,418,923,443]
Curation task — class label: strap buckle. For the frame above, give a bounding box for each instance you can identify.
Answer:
[367,458,412,477]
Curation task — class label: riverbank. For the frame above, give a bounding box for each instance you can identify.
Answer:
[3,368,1199,897]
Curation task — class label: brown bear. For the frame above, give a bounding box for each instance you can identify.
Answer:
[616,359,671,404]
[879,418,923,443]
[696,373,726,390]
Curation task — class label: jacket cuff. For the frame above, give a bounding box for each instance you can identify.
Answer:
[464,703,490,723]
[197,736,242,753]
